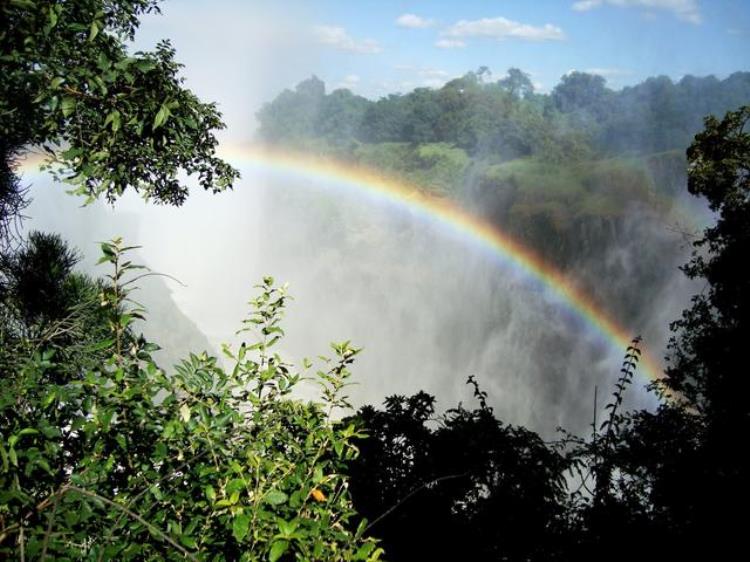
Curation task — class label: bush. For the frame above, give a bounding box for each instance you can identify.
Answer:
[0,239,382,561]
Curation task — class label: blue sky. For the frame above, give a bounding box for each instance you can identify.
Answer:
[134,0,750,138]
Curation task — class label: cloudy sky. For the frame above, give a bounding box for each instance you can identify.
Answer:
[133,0,750,138]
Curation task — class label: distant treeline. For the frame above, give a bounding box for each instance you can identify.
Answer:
[257,68,750,159]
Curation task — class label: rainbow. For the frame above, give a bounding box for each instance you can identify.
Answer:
[18,146,664,384]
[218,144,664,385]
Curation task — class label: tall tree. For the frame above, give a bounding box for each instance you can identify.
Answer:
[665,105,750,425]
[650,105,749,557]
[1,0,239,217]
[498,67,534,99]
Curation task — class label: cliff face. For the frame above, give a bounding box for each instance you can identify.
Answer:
[134,274,216,371]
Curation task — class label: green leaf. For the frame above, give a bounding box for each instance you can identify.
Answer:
[265,489,288,506]
[61,96,76,118]
[355,542,376,560]
[47,6,58,28]
[180,535,197,549]
[0,443,8,472]
[10,0,36,9]
[89,20,100,41]
[269,540,289,562]
[232,513,250,542]
[153,104,170,129]
[104,110,121,133]
[135,60,156,73]
[277,518,298,537]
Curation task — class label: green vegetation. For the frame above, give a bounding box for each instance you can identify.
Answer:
[1,0,239,210]
[2,1,749,560]
[1,2,379,559]
[354,142,471,196]
[1,240,382,560]
[256,69,748,269]
[344,106,750,561]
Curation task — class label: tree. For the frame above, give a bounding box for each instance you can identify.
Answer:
[665,105,749,424]
[1,232,80,326]
[662,108,750,553]
[573,106,750,560]
[0,147,28,247]
[1,0,239,213]
[0,232,113,386]
[315,88,370,143]
[498,67,534,99]
[0,240,383,560]
[551,72,610,115]
[347,379,569,561]
[256,76,327,142]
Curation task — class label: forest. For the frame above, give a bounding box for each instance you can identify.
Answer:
[2,1,749,561]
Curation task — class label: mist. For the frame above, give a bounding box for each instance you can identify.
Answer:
[21,151,695,437]
[15,0,741,438]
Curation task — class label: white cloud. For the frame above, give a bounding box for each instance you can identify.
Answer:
[435,38,466,49]
[393,66,454,88]
[396,14,434,29]
[313,25,382,54]
[572,1,701,24]
[572,0,603,10]
[419,68,450,79]
[585,67,633,77]
[335,74,361,90]
[442,17,566,42]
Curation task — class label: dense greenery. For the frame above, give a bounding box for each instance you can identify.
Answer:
[0,239,383,560]
[0,2,380,559]
[2,1,749,559]
[0,0,239,220]
[346,380,570,561]
[343,106,749,561]
[258,69,750,158]
[255,69,749,281]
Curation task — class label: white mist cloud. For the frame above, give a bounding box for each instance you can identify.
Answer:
[585,67,633,77]
[335,74,360,90]
[572,0,702,24]
[435,38,466,49]
[572,0,601,10]
[396,13,435,29]
[395,66,449,77]
[442,16,566,43]
[313,25,382,54]
[130,2,321,140]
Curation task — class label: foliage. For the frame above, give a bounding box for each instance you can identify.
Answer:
[0,146,28,247]
[0,0,239,207]
[1,231,81,326]
[353,142,470,196]
[665,105,750,417]
[565,106,750,560]
[346,377,569,561]
[257,69,750,159]
[0,231,112,385]
[497,68,534,99]
[255,69,749,276]
[0,239,382,561]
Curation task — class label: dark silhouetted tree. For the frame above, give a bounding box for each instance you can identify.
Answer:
[347,380,569,561]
